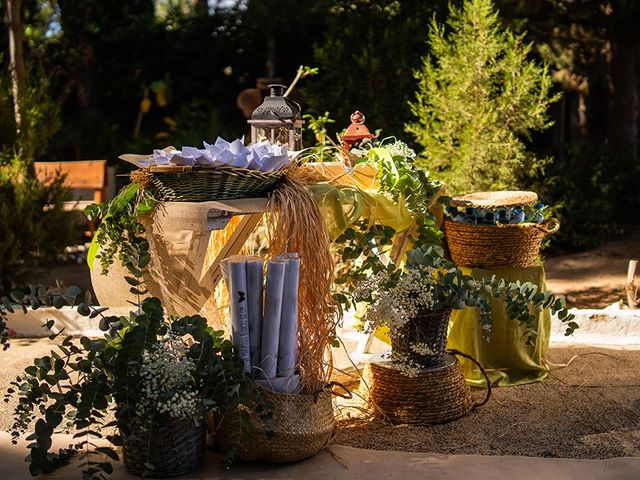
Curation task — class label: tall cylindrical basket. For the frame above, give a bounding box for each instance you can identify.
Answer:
[391,309,452,367]
[121,416,206,477]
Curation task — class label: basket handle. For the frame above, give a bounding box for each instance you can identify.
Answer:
[448,349,492,409]
[532,218,560,235]
[326,381,353,399]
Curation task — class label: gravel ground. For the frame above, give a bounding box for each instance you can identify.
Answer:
[335,346,640,459]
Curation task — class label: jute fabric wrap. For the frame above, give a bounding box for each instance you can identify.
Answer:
[215,389,336,463]
[444,218,559,269]
[362,352,490,425]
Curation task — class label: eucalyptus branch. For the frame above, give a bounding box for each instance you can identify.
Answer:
[284,65,318,98]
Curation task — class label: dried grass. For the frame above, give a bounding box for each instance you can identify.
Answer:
[267,176,341,394]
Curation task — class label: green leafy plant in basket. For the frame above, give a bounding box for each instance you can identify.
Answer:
[354,244,577,377]
[84,182,157,277]
[6,291,251,479]
[329,138,444,310]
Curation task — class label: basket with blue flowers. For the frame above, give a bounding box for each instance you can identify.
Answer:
[443,190,559,269]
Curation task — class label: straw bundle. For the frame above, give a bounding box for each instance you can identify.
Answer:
[267,176,340,393]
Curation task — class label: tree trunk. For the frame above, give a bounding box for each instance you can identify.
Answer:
[607,31,640,214]
[6,0,27,139]
[607,36,639,162]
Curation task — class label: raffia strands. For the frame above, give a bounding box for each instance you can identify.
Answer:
[267,176,341,394]
[130,169,152,188]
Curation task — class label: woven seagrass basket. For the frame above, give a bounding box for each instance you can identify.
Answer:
[444,190,559,269]
[444,218,559,269]
[391,309,452,368]
[363,350,491,425]
[122,416,206,477]
[142,165,287,202]
[215,387,339,463]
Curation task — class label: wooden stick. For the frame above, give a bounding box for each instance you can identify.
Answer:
[200,213,264,294]
[626,260,638,309]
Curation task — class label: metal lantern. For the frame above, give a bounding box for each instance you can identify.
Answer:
[248,84,303,149]
[341,111,375,151]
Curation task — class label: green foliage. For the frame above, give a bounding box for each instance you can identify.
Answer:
[305,0,448,137]
[524,144,621,251]
[333,140,443,309]
[4,289,249,479]
[0,57,74,295]
[406,0,560,194]
[85,183,156,277]
[0,60,61,162]
[0,160,76,295]
[404,244,577,341]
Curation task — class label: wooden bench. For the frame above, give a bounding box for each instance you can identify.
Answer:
[34,160,108,235]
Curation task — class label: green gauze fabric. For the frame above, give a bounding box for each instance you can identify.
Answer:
[447,264,551,387]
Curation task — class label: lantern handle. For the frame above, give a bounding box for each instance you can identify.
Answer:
[268,84,287,97]
[350,111,366,124]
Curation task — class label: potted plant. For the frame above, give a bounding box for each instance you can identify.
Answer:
[6,289,249,478]
[354,244,577,376]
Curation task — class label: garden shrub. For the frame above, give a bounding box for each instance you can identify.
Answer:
[0,160,75,294]
[0,64,75,294]
[406,0,559,195]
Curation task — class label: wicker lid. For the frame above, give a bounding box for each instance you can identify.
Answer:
[449,190,538,209]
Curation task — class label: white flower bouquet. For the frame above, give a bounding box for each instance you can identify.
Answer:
[355,245,577,376]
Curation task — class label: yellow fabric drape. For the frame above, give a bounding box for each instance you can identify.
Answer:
[447,264,551,387]
[309,183,415,241]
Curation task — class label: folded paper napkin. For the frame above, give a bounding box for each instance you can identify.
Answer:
[119,137,291,172]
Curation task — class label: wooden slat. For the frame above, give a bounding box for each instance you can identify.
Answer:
[199,213,264,295]
[34,160,107,190]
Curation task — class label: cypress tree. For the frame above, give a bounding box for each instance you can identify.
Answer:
[406,0,559,194]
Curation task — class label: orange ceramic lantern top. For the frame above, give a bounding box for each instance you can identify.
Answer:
[341,111,375,149]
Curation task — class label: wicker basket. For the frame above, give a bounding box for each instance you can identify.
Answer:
[363,350,491,425]
[391,309,452,368]
[444,218,559,269]
[122,416,206,477]
[143,165,287,202]
[215,387,336,463]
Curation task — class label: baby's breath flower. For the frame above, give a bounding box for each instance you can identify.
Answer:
[386,140,416,160]
[359,265,440,374]
[137,333,201,420]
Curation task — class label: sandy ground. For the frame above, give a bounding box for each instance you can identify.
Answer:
[335,346,640,459]
[545,227,640,308]
[2,340,639,460]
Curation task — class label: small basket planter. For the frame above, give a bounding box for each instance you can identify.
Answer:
[391,309,452,368]
[444,218,559,269]
[363,350,491,425]
[141,164,288,202]
[215,387,337,463]
[122,416,206,477]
